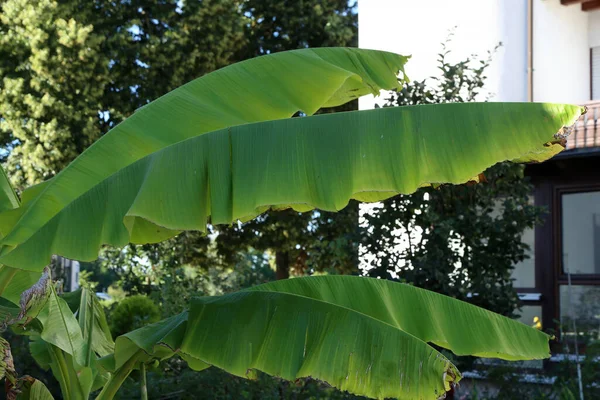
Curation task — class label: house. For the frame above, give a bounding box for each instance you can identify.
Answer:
[359,0,600,354]
[51,255,80,293]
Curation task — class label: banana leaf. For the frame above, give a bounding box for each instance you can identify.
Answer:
[0,48,409,269]
[0,102,584,271]
[102,276,553,400]
[0,164,41,303]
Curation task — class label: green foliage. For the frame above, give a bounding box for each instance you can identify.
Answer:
[0,0,356,190]
[4,286,115,400]
[240,0,356,57]
[117,366,366,400]
[0,0,110,188]
[462,341,600,399]
[109,295,160,337]
[98,242,276,319]
[361,41,542,317]
[103,276,555,400]
[216,206,360,280]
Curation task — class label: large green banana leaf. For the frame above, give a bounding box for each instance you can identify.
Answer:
[0,266,40,304]
[244,276,550,361]
[0,165,41,303]
[0,48,408,266]
[0,165,19,213]
[0,102,584,271]
[103,276,551,400]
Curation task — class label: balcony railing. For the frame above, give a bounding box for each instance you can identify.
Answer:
[566,101,600,151]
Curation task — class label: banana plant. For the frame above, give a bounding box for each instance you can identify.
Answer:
[0,282,111,399]
[0,47,585,399]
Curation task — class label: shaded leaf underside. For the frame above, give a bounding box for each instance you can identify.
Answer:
[0,102,583,271]
[105,276,553,400]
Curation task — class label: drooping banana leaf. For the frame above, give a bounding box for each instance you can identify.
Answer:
[99,311,190,374]
[0,48,409,267]
[0,164,42,303]
[0,164,19,213]
[103,276,552,400]
[0,266,40,305]
[0,102,584,272]
[243,276,550,361]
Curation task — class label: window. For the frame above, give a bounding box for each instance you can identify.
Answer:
[561,190,600,275]
[512,226,535,288]
[518,304,542,328]
[592,46,600,100]
[558,189,600,344]
[489,195,536,289]
[559,285,600,343]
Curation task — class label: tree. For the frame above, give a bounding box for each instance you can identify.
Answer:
[215,206,359,280]
[360,42,540,317]
[80,0,247,128]
[0,0,110,188]
[240,0,356,57]
[0,48,581,399]
[0,0,356,190]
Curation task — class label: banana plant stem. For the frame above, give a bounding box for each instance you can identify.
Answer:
[140,362,148,400]
[95,350,145,400]
[49,345,72,400]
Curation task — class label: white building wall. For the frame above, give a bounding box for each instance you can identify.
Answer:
[358,0,528,109]
[359,0,597,106]
[588,10,600,47]
[532,0,589,103]
[70,260,80,292]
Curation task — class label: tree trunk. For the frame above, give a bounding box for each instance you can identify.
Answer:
[275,251,290,280]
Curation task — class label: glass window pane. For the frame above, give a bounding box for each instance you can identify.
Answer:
[513,226,535,288]
[490,196,536,288]
[559,285,600,343]
[518,305,542,329]
[561,191,600,274]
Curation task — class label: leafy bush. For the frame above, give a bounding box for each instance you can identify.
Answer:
[109,295,161,337]
[460,340,600,399]
[117,360,367,400]
[361,39,541,318]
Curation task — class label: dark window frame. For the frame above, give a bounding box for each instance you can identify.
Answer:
[554,183,600,285]
[544,182,600,352]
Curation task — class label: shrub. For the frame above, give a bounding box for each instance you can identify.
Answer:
[109,295,161,337]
